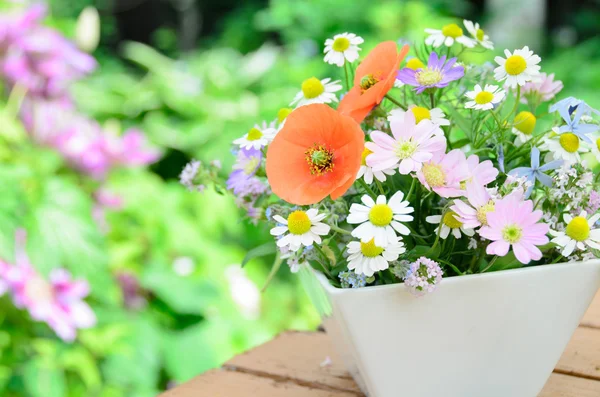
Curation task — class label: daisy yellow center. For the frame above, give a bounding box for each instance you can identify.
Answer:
[395,140,417,159]
[504,55,527,76]
[566,216,590,242]
[416,69,443,86]
[476,201,495,226]
[476,28,485,41]
[443,211,463,229]
[247,128,263,141]
[277,107,293,123]
[361,147,373,166]
[502,224,523,243]
[411,106,431,123]
[243,157,260,175]
[596,137,600,152]
[514,111,536,135]
[360,238,385,258]
[301,77,325,99]
[332,37,350,52]
[422,163,446,188]
[369,204,393,227]
[305,144,334,175]
[475,91,494,105]
[559,133,580,153]
[442,23,463,38]
[406,58,425,70]
[25,277,54,302]
[287,211,312,235]
[360,74,379,92]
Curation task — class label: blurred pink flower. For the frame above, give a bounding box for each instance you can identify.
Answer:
[0,230,96,342]
[521,73,563,104]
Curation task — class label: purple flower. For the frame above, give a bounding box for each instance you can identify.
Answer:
[0,230,96,342]
[403,257,443,296]
[397,52,464,94]
[227,148,263,195]
[586,191,600,215]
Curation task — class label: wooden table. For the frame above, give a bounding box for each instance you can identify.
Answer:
[162,292,600,396]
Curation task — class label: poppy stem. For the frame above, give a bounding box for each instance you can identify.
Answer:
[356,178,377,199]
[384,94,406,110]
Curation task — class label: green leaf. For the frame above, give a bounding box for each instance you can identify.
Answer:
[241,242,276,267]
[23,360,66,397]
[60,346,102,390]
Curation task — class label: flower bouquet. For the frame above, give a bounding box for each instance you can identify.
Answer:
[184,22,600,397]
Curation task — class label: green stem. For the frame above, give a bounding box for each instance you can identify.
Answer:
[429,91,435,108]
[357,178,378,199]
[375,179,386,195]
[505,85,521,122]
[384,94,407,110]
[405,178,417,201]
[330,224,351,235]
[481,255,499,273]
[343,62,351,91]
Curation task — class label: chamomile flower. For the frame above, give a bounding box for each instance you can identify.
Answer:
[388,105,450,127]
[290,77,342,108]
[541,127,588,165]
[550,211,600,257]
[426,211,475,239]
[347,192,414,247]
[233,122,277,150]
[346,238,406,277]
[271,209,330,252]
[425,23,476,48]
[494,46,541,88]
[512,111,537,144]
[464,84,505,110]
[463,20,494,49]
[357,146,396,184]
[323,33,364,67]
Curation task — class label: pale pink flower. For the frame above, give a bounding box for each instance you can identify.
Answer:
[478,194,549,264]
[463,154,498,187]
[451,183,495,229]
[366,112,446,175]
[521,73,563,104]
[416,149,469,198]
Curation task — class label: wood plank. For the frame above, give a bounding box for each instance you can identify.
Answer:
[226,331,361,394]
[581,291,600,329]
[160,368,356,397]
[556,327,600,381]
[539,373,600,397]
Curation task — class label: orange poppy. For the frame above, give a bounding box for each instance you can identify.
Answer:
[338,41,410,123]
[266,104,364,205]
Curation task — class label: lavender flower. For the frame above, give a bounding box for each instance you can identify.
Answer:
[226,148,262,195]
[508,147,562,198]
[180,159,203,191]
[404,257,443,296]
[585,191,600,215]
[339,271,367,288]
[397,52,465,94]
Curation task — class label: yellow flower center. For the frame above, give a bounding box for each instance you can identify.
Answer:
[416,69,443,86]
[361,147,373,166]
[442,23,463,39]
[360,238,385,257]
[475,91,494,105]
[395,140,417,159]
[247,127,263,141]
[301,77,325,99]
[476,201,495,226]
[502,224,523,243]
[287,211,312,235]
[411,106,431,123]
[513,111,536,135]
[504,55,527,76]
[566,216,590,242]
[406,58,425,70]
[559,133,580,153]
[596,137,600,152]
[332,37,350,52]
[369,204,393,227]
[360,74,379,92]
[305,143,334,176]
[443,211,463,229]
[476,28,485,41]
[277,107,293,123]
[422,163,446,188]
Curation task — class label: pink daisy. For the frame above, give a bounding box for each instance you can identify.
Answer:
[416,149,469,198]
[521,73,563,104]
[451,183,495,229]
[366,111,446,175]
[478,194,549,264]
[463,154,498,187]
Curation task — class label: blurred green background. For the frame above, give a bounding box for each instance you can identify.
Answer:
[0,0,599,396]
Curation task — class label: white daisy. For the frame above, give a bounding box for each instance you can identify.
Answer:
[271,209,330,252]
[347,238,406,277]
[464,84,505,110]
[425,23,476,48]
[323,33,363,67]
[357,146,396,184]
[494,46,541,88]
[388,106,449,127]
[426,211,475,239]
[511,111,537,145]
[550,211,600,257]
[463,20,494,50]
[347,192,414,247]
[290,77,342,108]
[233,121,277,150]
[541,127,588,165]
